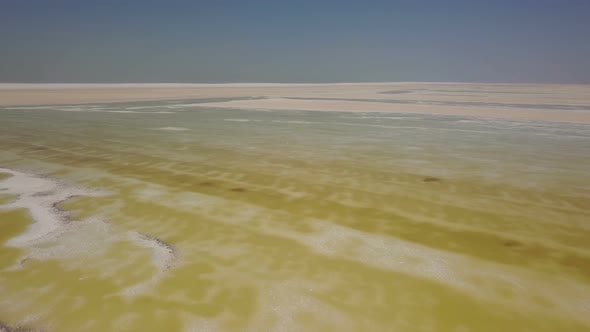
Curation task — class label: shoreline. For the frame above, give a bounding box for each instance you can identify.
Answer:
[196,97,590,124]
[1,82,589,124]
[0,166,177,296]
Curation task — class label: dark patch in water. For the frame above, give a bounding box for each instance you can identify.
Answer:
[524,245,546,258]
[560,256,590,274]
[230,187,247,192]
[199,181,215,187]
[423,176,442,183]
[502,240,522,247]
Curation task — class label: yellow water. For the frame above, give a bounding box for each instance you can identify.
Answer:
[0,101,589,331]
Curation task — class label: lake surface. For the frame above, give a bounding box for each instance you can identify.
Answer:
[1,100,589,331]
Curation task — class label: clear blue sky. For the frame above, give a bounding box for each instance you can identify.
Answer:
[1,0,589,83]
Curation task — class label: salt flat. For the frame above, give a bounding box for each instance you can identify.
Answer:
[0,85,589,331]
[1,82,590,123]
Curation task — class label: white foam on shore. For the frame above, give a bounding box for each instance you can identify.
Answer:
[125,105,164,110]
[0,167,177,296]
[105,110,176,114]
[22,217,115,266]
[120,231,178,296]
[54,108,88,112]
[0,167,104,247]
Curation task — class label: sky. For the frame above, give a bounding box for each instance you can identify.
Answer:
[1,0,589,83]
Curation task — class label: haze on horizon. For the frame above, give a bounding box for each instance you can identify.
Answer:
[1,0,589,84]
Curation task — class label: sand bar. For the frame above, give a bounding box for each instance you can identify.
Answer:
[197,97,590,123]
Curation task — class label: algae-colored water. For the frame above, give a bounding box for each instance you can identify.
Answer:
[0,101,589,331]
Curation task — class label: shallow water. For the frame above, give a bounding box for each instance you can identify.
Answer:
[0,100,589,332]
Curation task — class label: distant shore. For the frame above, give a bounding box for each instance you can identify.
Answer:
[1,82,589,123]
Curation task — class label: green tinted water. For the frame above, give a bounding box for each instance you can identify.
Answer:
[0,102,589,331]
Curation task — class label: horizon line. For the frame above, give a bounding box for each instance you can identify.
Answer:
[1,81,588,90]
